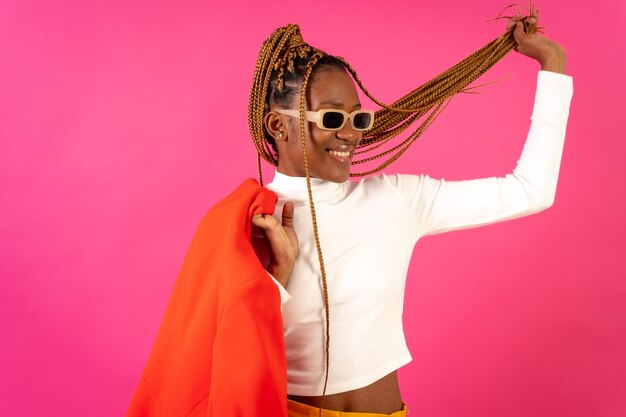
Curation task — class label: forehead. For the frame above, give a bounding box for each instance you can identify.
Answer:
[308,67,359,108]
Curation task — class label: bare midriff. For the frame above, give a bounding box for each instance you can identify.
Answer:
[287,371,403,414]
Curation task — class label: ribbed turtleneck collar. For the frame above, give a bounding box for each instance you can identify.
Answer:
[265,171,346,202]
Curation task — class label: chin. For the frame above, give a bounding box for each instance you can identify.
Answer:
[321,169,350,183]
[306,156,351,182]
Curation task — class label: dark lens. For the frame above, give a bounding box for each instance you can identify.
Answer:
[353,112,372,129]
[322,111,345,129]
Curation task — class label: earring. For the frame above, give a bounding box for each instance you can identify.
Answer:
[278,132,284,138]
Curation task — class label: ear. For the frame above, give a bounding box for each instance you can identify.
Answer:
[264,111,288,143]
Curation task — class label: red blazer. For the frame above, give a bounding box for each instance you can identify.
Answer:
[126,179,287,417]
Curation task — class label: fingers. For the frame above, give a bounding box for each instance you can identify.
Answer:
[250,201,298,250]
[250,206,294,248]
[251,214,287,255]
[252,201,295,230]
[514,20,525,38]
[506,14,523,30]
[251,213,279,230]
[250,203,299,286]
[506,8,538,32]
[251,211,296,259]
[282,201,294,229]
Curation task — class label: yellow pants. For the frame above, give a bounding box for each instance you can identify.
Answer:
[287,399,408,416]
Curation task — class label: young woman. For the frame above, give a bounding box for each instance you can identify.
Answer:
[249,12,572,417]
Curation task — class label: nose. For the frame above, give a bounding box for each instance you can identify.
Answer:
[336,119,361,144]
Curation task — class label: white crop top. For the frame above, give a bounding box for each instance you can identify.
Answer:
[265,71,573,396]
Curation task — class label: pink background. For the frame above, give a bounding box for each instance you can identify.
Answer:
[2,1,625,416]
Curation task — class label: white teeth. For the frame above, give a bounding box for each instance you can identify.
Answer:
[328,150,350,158]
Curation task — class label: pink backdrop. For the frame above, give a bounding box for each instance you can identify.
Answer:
[2,1,625,416]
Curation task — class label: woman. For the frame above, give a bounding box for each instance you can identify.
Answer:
[249,11,572,417]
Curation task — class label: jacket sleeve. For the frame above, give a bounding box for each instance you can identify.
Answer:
[207,277,287,417]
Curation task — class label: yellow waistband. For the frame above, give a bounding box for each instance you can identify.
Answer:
[287,399,408,417]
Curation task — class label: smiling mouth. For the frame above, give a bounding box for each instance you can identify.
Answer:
[326,149,353,164]
[328,150,350,158]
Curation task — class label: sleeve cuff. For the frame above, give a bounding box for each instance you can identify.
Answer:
[531,71,574,129]
[267,272,291,305]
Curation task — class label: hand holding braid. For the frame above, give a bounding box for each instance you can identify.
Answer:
[508,12,567,73]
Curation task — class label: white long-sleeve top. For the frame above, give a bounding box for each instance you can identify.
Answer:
[265,70,573,396]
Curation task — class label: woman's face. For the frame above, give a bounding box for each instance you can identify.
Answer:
[273,67,363,183]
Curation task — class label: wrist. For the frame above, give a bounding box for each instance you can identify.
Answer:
[539,50,567,74]
[267,264,292,288]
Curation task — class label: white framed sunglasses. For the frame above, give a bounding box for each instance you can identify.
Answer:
[276,109,375,131]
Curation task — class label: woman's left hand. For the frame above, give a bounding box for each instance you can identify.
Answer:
[507,12,567,74]
[251,201,299,288]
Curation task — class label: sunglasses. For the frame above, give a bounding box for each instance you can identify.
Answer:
[276,109,375,131]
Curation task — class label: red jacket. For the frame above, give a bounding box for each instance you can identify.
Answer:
[126,179,287,417]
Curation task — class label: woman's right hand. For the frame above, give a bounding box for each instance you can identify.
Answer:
[251,202,298,288]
